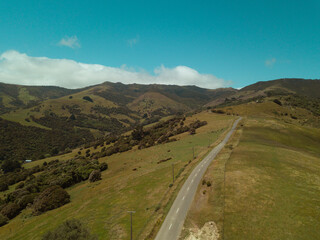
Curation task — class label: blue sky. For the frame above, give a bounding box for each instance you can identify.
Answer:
[0,0,319,89]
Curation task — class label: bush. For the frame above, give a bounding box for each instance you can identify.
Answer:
[51,174,75,188]
[42,219,97,240]
[99,162,108,171]
[33,186,70,214]
[0,214,9,227]
[82,96,93,102]
[189,128,196,135]
[15,182,25,189]
[206,181,212,187]
[6,189,30,203]
[1,160,21,173]
[0,203,21,219]
[273,99,282,106]
[16,193,38,209]
[155,204,160,212]
[0,182,8,192]
[75,165,97,180]
[89,170,101,182]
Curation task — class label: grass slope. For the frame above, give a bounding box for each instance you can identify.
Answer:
[183,117,320,240]
[0,112,235,240]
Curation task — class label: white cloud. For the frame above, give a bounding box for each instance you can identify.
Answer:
[265,58,276,67]
[0,50,229,89]
[127,35,139,47]
[58,36,80,49]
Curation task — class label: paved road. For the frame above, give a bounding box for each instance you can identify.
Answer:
[155,117,242,240]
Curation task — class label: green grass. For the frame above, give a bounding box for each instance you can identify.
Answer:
[18,87,38,105]
[1,109,50,129]
[0,112,235,240]
[223,120,320,240]
[183,117,320,240]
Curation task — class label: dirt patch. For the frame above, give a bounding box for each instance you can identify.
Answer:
[184,221,220,240]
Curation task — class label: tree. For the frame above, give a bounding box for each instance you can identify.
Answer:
[1,160,21,173]
[0,203,21,219]
[89,170,101,182]
[0,214,8,227]
[131,126,144,141]
[42,219,97,240]
[33,186,70,214]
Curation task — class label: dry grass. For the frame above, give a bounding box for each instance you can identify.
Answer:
[182,116,320,240]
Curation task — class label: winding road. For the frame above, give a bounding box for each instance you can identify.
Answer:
[155,117,242,240]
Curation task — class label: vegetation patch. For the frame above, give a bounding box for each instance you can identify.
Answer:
[42,219,97,240]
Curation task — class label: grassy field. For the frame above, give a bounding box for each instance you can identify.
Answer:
[0,112,235,240]
[183,116,320,239]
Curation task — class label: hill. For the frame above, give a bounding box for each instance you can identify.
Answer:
[0,82,84,114]
[182,114,320,240]
[0,78,320,239]
[0,81,237,163]
[1,78,320,163]
[0,112,236,240]
[240,78,320,98]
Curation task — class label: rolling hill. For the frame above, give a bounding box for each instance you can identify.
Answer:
[0,78,319,162]
[0,78,320,239]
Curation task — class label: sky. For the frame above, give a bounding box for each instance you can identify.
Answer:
[0,0,319,89]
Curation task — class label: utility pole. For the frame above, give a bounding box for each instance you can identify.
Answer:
[127,211,135,240]
[172,164,174,183]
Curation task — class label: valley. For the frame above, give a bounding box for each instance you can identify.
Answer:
[0,78,319,239]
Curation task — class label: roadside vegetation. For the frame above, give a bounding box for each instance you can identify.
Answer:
[0,112,235,239]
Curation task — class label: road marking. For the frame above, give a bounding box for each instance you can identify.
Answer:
[182,195,185,200]
[191,179,194,183]
[169,223,172,230]
[176,208,180,213]
[195,173,198,177]
[198,169,201,172]
[187,187,190,191]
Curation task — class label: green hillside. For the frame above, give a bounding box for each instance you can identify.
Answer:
[182,101,320,240]
[0,112,235,240]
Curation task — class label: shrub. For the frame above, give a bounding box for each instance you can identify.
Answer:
[202,179,206,185]
[0,203,21,219]
[99,162,108,171]
[51,174,75,188]
[0,214,9,227]
[189,128,196,135]
[273,99,282,106]
[15,182,25,189]
[24,183,40,193]
[206,181,212,187]
[16,193,38,209]
[6,189,30,203]
[82,96,93,102]
[33,186,70,214]
[42,219,97,240]
[75,165,97,180]
[89,170,101,182]
[1,160,21,173]
[155,204,161,212]
[0,182,8,192]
